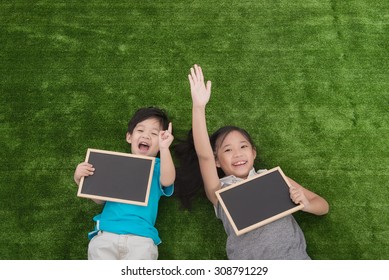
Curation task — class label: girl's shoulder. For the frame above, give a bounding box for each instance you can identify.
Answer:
[220,168,267,187]
[219,175,241,187]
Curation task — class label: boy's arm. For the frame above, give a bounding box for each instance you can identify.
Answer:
[287,176,329,215]
[159,122,176,187]
[74,162,94,185]
[189,65,221,206]
[91,198,105,205]
[74,162,105,205]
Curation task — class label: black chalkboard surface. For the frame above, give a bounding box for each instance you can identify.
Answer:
[216,167,304,236]
[77,148,155,206]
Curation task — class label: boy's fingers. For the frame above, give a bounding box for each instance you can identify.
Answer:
[80,162,93,168]
[168,122,172,133]
[159,130,167,140]
[80,164,94,171]
[82,170,93,177]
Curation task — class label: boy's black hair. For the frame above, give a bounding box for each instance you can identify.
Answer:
[127,107,170,134]
[174,125,257,210]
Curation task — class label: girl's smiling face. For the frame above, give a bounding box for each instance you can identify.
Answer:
[126,118,161,157]
[215,130,257,179]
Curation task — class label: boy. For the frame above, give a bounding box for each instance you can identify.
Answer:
[74,107,175,260]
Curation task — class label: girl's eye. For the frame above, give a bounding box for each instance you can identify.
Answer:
[152,133,158,136]
[241,145,249,149]
[224,149,232,153]
[137,129,144,133]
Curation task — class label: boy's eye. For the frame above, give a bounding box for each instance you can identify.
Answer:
[241,145,249,149]
[224,149,232,153]
[152,132,158,136]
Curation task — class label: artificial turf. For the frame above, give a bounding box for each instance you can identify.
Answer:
[1,0,388,259]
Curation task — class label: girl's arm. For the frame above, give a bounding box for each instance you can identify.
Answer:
[287,176,329,215]
[159,122,176,187]
[189,65,221,206]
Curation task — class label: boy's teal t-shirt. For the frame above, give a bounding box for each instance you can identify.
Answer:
[90,157,173,245]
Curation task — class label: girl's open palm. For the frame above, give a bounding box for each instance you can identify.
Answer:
[188,64,212,107]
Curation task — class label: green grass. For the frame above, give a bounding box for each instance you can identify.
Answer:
[1,0,389,259]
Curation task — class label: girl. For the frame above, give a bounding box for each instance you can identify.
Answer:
[175,65,329,259]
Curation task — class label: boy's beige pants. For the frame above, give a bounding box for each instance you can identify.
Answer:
[88,231,158,260]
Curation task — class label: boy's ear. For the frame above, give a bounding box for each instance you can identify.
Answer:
[126,132,132,144]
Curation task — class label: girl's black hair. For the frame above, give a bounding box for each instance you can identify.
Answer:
[174,125,256,210]
[127,107,169,134]
[173,129,204,210]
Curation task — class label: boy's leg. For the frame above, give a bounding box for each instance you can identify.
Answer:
[88,231,119,260]
[121,234,158,260]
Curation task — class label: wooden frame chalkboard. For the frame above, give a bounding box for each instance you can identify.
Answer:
[77,148,155,206]
[215,167,304,236]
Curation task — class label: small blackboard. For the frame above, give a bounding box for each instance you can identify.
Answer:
[216,167,304,236]
[77,148,155,206]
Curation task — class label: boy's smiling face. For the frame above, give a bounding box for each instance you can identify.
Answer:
[126,118,162,157]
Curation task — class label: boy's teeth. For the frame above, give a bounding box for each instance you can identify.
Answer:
[139,142,150,151]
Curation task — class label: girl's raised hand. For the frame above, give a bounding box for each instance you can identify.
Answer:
[188,64,212,107]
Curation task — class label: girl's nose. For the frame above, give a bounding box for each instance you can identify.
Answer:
[232,150,242,158]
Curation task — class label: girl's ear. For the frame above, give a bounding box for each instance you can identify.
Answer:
[126,132,132,144]
[253,148,257,160]
[215,157,221,168]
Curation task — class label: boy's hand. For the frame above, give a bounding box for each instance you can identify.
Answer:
[188,64,212,107]
[159,122,174,150]
[74,162,95,185]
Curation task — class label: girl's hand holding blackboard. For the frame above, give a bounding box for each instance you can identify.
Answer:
[289,186,309,209]
[287,176,329,215]
[159,122,174,150]
[74,162,95,185]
